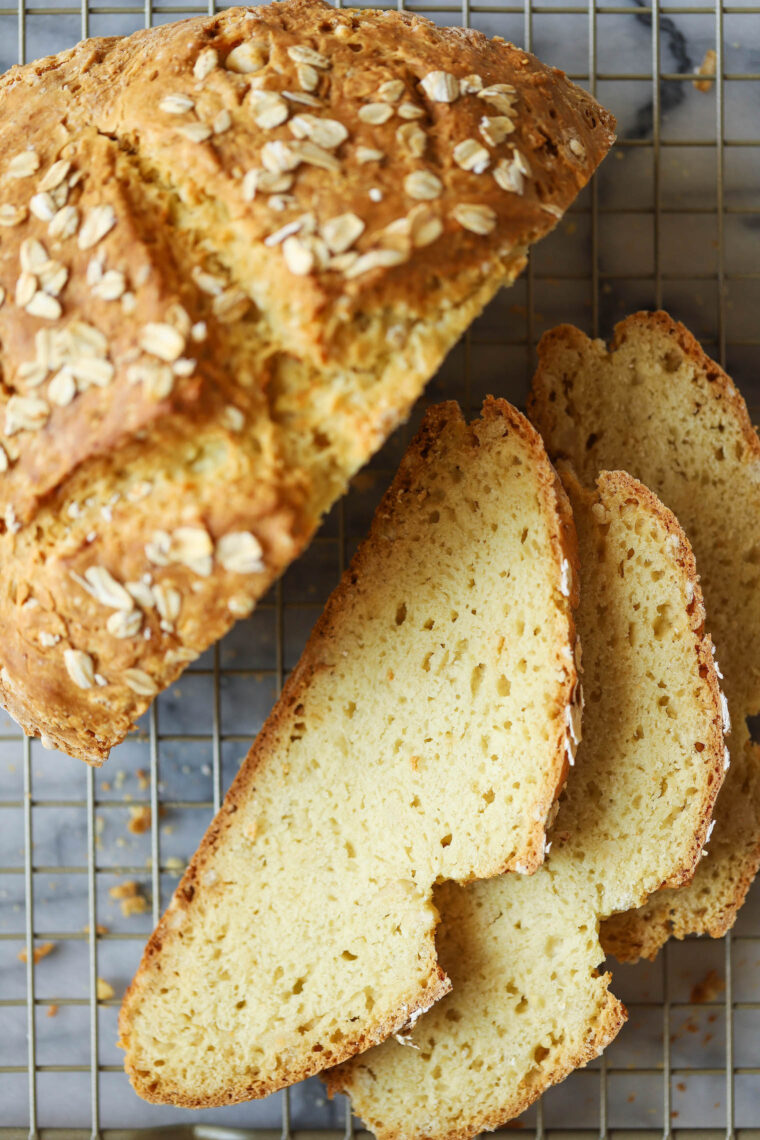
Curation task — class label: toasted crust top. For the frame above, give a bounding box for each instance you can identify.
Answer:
[0,0,614,523]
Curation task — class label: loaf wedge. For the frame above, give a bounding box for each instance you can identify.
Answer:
[328,468,725,1140]
[530,311,759,958]
[0,0,614,763]
[118,397,580,1105]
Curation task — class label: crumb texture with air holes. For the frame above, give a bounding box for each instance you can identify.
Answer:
[0,0,615,764]
[118,397,579,1105]
[329,467,725,1140]
[530,310,760,958]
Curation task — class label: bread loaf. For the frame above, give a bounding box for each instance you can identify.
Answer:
[118,397,580,1105]
[530,312,758,958]
[0,0,614,763]
[329,468,725,1140]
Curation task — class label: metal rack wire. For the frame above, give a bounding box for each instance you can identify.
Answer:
[1,0,759,1135]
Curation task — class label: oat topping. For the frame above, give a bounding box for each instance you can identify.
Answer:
[345,248,406,279]
[217,531,265,574]
[265,215,312,246]
[404,170,443,201]
[397,103,425,120]
[282,90,321,108]
[212,287,250,322]
[30,194,56,222]
[478,84,517,115]
[4,394,49,435]
[0,204,28,227]
[320,212,364,254]
[452,203,498,235]
[479,115,515,147]
[282,235,315,276]
[213,109,232,135]
[64,648,95,690]
[289,114,348,149]
[453,138,490,174]
[178,122,213,144]
[297,63,320,92]
[287,44,331,70]
[191,321,208,342]
[48,371,76,407]
[460,74,483,95]
[378,79,405,104]
[356,147,384,164]
[26,292,62,320]
[8,150,40,179]
[419,71,459,104]
[192,266,226,295]
[154,583,181,624]
[38,631,59,648]
[15,274,36,308]
[127,359,174,400]
[225,41,266,74]
[91,269,127,301]
[222,405,245,432]
[250,90,290,130]
[568,137,586,159]
[140,323,186,363]
[38,160,71,193]
[0,442,7,470]
[242,168,294,200]
[123,668,158,697]
[78,205,116,251]
[193,47,218,81]
[396,123,426,158]
[49,205,79,240]
[160,93,195,115]
[358,103,394,126]
[73,565,134,611]
[493,149,530,195]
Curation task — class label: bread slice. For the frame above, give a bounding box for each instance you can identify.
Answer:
[530,311,759,958]
[0,0,615,763]
[328,468,725,1140]
[118,397,579,1106]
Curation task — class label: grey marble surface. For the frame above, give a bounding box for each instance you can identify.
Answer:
[2,0,760,1132]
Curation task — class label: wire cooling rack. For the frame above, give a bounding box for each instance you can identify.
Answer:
[1,0,760,1135]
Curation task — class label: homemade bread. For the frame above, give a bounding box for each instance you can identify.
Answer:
[329,468,725,1140]
[530,311,759,957]
[0,0,614,763]
[118,397,580,1105]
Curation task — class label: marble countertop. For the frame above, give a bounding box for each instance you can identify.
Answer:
[2,0,760,1132]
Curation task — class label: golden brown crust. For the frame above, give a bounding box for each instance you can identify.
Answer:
[0,1,614,763]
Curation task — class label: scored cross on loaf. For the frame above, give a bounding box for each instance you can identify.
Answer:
[530,311,760,958]
[0,0,614,763]
[118,397,580,1105]
[329,468,725,1140]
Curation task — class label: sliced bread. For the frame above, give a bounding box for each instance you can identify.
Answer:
[328,467,725,1140]
[118,397,579,1105]
[530,311,759,958]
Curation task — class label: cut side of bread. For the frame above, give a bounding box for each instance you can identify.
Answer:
[0,0,615,762]
[530,311,759,958]
[118,398,579,1106]
[328,468,725,1140]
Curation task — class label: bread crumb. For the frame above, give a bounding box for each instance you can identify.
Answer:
[690,968,725,1003]
[100,780,111,792]
[136,768,149,790]
[128,805,152,834]
[18,940,55,964]
[109,879,150,916]
[97,977,115,1000]
[165,856,185,875]
[693,48,716,92]
[46,1004,58,1018]
[82,923,109,935]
